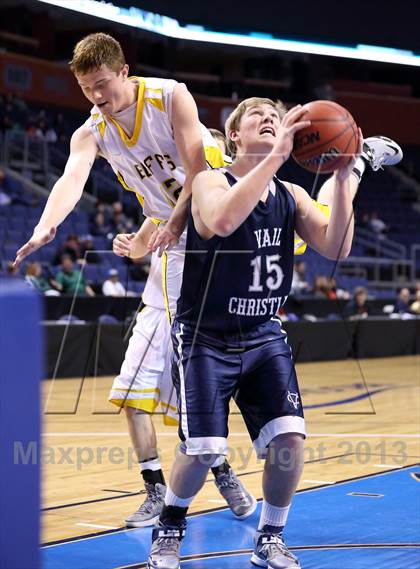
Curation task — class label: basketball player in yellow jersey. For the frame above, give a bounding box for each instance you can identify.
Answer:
[14,33,256,526]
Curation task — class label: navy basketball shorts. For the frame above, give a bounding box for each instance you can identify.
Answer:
[171,317,306,458]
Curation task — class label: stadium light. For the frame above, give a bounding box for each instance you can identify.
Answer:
[36,0,420,67]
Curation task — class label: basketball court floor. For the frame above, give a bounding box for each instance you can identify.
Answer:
[40,355,420,568]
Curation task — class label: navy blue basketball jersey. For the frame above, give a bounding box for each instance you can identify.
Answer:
[176,171,296,332]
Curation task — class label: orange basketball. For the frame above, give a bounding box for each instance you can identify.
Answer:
[292,100,358,173]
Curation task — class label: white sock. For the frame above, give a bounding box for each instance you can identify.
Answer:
[352,156,367,182]
[211,455,225,468]
[258,500,291,531]
[139,457,161,472]
[165,485,195,508]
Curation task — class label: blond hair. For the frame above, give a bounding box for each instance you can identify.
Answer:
[69,33,125,75]
[225,97,287,158]
[209,128,227,155]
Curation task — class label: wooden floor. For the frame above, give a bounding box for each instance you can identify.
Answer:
[41,356,420,544]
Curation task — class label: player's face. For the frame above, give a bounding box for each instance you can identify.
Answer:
[76,64,131,115]
[235,104,281,156]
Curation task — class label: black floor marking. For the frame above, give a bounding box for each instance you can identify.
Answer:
[42,462,419,547]
[102,489,135,494]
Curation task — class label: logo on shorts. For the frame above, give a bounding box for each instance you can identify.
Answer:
[287,391,300,410]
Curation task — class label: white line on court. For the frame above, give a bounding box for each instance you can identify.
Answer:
[207,499,226,504]
[42,432,420,438]
[303,479,336,484]
[76,523,119,530]
[373,464,405,468]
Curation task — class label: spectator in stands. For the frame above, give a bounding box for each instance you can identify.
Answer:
[54,113,69,142]
[102,268,126,297]
[327,277,350,300]
[90,211,112,238]
[55,255,95,296]
[25,262,60,296]
[110,201,135,235]
[393,287,411,314]
[410,289,420,314]
[369,211,389,238]
[291,261,309,294]
[90,200,111,222]
[358,212,371,230]
[1,93,27,132]
[312,275,329,298]
[0,168,11,206]
[80,235,102,264]
[53,234,82,265]
[344,286,370,319]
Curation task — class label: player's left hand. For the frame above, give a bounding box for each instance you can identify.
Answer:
[148,225,179,257]
[336,128,364,182]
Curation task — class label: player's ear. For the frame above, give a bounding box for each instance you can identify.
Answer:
[120,64,129,80]
[229,129,239,143]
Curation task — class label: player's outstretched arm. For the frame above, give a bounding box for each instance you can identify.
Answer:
[113,218,156,259]
[13,126,98,267]
[290,129,363,260]
[148,83,207,255]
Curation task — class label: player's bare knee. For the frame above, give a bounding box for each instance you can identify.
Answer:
[266,433,304,470]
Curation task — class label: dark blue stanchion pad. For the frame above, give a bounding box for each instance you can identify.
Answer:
[0,280,43,569]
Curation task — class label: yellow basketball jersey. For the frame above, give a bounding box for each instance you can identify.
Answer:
[85,76,224,222]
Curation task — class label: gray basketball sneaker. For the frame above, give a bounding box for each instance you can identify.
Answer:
[214,468,257,519]
[125,482,166,528]
[147,522,185,569]
[362,136,403,171]
[251,529,300,568]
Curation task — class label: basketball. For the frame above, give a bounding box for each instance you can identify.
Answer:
[292,100,358,173]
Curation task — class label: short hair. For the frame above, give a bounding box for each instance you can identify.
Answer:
[354,286,367,297]
[225,97,287,158]
[69,33,125,75]
[209,128,227,155]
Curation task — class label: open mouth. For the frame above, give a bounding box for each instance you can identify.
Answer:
[97,101,108,108]
[259,127,275,136]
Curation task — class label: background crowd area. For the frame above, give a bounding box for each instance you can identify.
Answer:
[1,154,420,323]
[1,0,419,325]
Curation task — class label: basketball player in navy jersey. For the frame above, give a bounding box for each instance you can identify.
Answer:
[144,96,370,569]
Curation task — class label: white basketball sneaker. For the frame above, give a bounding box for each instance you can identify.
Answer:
[362,136,403,171]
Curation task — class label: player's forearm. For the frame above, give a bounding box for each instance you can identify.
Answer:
[130,232,151,259]
[165,181,191,238]
[210,155,281,235]
[35,175,83,232]
[317,172,359,206]
[323,174,358,259]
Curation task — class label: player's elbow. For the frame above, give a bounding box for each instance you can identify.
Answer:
[212,214,235,237]
[323,243,351,260]
[338,244,351,259]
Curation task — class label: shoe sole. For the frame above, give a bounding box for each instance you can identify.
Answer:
[364,136,403,166]
[146,561,179,569]
[233,494,258,520]
[125,513,160,528]
[250,553,300,568]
